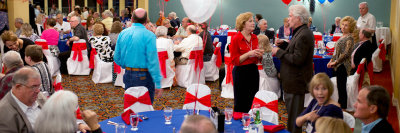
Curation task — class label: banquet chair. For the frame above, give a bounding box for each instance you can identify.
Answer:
[183,84,211,110]
[121,86,154,124]
[67,39,90,75]
[257,63,281,98]
[176,46,205,88]
[332,33,342,42]
[330,58,366,112]
[343,111,355,131]
[220,44,234,99]
[372,39,386,72]
[90,45,113,84]
[249,90,279,125]
[53,73,63,92]
[158,48,175,89]
[204,42,221,81]
[35,39,61,77]
[114,65,125,88]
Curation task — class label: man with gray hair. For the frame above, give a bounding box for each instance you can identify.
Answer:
[14,18,23,37]
[174,25,203,65]
[101,10,114,31]
[180,115,217,133]
[330,17,341,34]
[272,4,314,133]
[168,12,180,28]
[253,19,275,43]
[0,51,24,99]
[0,67,46,132]
[357,2,377,47]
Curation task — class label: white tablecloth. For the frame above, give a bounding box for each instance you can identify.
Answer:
[375,27,391,46]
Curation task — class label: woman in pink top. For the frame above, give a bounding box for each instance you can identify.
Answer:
[40,18,60,56]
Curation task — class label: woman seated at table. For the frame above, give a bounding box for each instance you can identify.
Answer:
[86,16,96,39]
[19,23,40,42]
[34,90,103,133]
[161,19,176,37]
[89,24,113,63]
[296,73,343,133]
[278,17,292,39]
[351,29,377,74]
[156,26,176,86]
[95,22,109,36]
[33,14,45,36]
[1,31,35,65]
[198,22,214,62]
[41,18,60,56]
[327,16,356,110]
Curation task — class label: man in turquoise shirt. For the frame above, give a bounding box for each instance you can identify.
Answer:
[114,8,163,103]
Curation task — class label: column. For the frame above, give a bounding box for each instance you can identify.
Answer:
[71,0,75,10]
[8,0,29,32]
[119,0,125,16]
[58,0,62,13]
[85,0,88,7]
[97,3,100,13]
[108,0,113,9]
[45,0,48,15]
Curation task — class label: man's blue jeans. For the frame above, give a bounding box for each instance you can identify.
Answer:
[123,70,155,103]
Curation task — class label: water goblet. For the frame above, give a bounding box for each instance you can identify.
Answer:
[115,123,126,133]
[224,108,233,124]
[242,113,251,130]
[130,113,139,131]
[164,106,173,125]
[185,106,194,118]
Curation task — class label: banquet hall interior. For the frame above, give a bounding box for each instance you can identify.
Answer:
[1,0,400,132]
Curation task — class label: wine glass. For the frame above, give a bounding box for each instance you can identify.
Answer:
[184,105,194,118]
[130,113,139,131]
[164,106,173,125]
[242,113,251,130]
[224,108,233,124]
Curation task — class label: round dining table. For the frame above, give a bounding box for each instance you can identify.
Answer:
[99,110,289,133]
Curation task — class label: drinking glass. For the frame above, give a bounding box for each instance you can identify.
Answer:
[224,108,233,124]
[115,123,126,133]
[242,113,251,130]
[130,114,139,131]
[185,105,194,117]
[164,106,173,125]
[248,123,259,133]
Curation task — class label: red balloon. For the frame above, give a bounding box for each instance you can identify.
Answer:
[282,0,292,5]
[165,0,169,2]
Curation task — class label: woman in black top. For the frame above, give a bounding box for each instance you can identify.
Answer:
[1,31,35,65]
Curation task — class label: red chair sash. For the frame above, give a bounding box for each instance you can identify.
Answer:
[258,64,263,70]
[114,62,121,74]
[214,47,222,67]
[332,36,341,42]
[54,82,63,91]
[252,97,278,113]
[224,57,234,84]
[124,92,152,109]
[367,62,374,85]
[379,43,386,61]
[89,48,97,69]
[313,55,323,58]
[158,51,168,78]
[35,41,49,49]
[212,42,219,48]
[189,50,204,72]
[314,35,322,44]
[76,107,82,119]
[72,43,86,62]
[184,92,211,107]
[227,32,237,37]
[356,62,366,90]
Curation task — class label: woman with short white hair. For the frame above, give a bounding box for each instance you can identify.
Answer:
[156,26,176,87]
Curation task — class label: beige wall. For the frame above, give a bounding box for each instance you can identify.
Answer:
[390,0,400,103]
[7,0,29,32]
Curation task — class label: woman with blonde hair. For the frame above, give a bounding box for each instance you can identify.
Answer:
[19,23,40,42]
[109,21,123,50]
[327,16,356,110]
[1,31,35,65]
[86,16,96,38]
[315,117,352,133]
[258,34,280,97]
[33,13,45,36]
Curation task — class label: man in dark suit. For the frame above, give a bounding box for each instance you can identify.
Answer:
[354,86,394,133]
[253,19,275,43]
[0,67,47,133]
[330,17,341,34]
[272,5,314,133]
[351,29,377,74]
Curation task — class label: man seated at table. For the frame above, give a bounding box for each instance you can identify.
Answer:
[0,51,24,100]
[174,17,191,38]
[173,25,203,65]
[55,13,71,34]
[330,17,341,34]
[253,19,275,43]
[354,85,395,133]
[180,115,217,133]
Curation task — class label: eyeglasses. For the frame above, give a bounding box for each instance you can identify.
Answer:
[21,84,42,91]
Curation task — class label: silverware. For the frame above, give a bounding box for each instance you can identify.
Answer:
[173,127,176,133]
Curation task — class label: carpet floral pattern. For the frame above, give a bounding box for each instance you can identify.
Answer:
[61,74,288,127]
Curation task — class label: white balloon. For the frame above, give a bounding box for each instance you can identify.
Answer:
[180,0,218,23]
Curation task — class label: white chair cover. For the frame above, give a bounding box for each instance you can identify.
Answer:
[176,46,205,88]
[372,40,385,72]
[67,39,90,75]
[124,86,154,113]
[220,44,234,99]
[158,48,175,88]
[250,90,279,125]
[330,58,366,111]
[258,64,281,98]
[114,68,125,88]
[304,93,313,107]
[183,84,211,110]
[220,25,229,30]
[91,55,113,83]
[35,39,61,77]
[204,42,221,81]
[343,111,355,129]
[180,0,218,23]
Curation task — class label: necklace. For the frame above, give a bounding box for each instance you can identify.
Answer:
[245,38,253,50]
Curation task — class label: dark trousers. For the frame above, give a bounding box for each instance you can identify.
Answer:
[284,92,304,133]
[58,51,71,74]
[335,64,348,109]
[232,64,259,113]
[123,70,156,103]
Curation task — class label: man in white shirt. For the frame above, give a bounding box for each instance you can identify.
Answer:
[55,13,71,34]
[101,10,114,32]
[68,5,81,20]
[174,25,203,65]
[357,2,377,46]
[14,18,23,37]
[174,17,190,38]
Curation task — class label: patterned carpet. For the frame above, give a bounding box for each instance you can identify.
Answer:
[61,74,288,127]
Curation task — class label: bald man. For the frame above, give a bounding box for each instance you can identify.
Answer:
[114,8,163,103]
[180,115,217,133]
[173,25,203,65]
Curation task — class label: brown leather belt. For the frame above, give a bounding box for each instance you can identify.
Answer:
[126,67,148,71]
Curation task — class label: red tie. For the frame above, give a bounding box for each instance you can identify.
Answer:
[189,50,204,72]
[158,51,168,78]
[252,97,278,113]
[214,47,222,67]
[89,48,97,69]
[72,43,86,62]
[184,92,211,107]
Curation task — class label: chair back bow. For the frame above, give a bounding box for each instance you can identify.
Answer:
[158,51,168,78]
[378,42,386,61]
[124,92,152,108]
[35,39,49,50]
[356,59,366,90]
[114,62,121,74]
[224,57,234,84]
[189,50,204,72]
[184,92,211,107]
[214,47,222,67]
[252,97,278,113]
[89,48,97,69]
[72,42,87,62]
